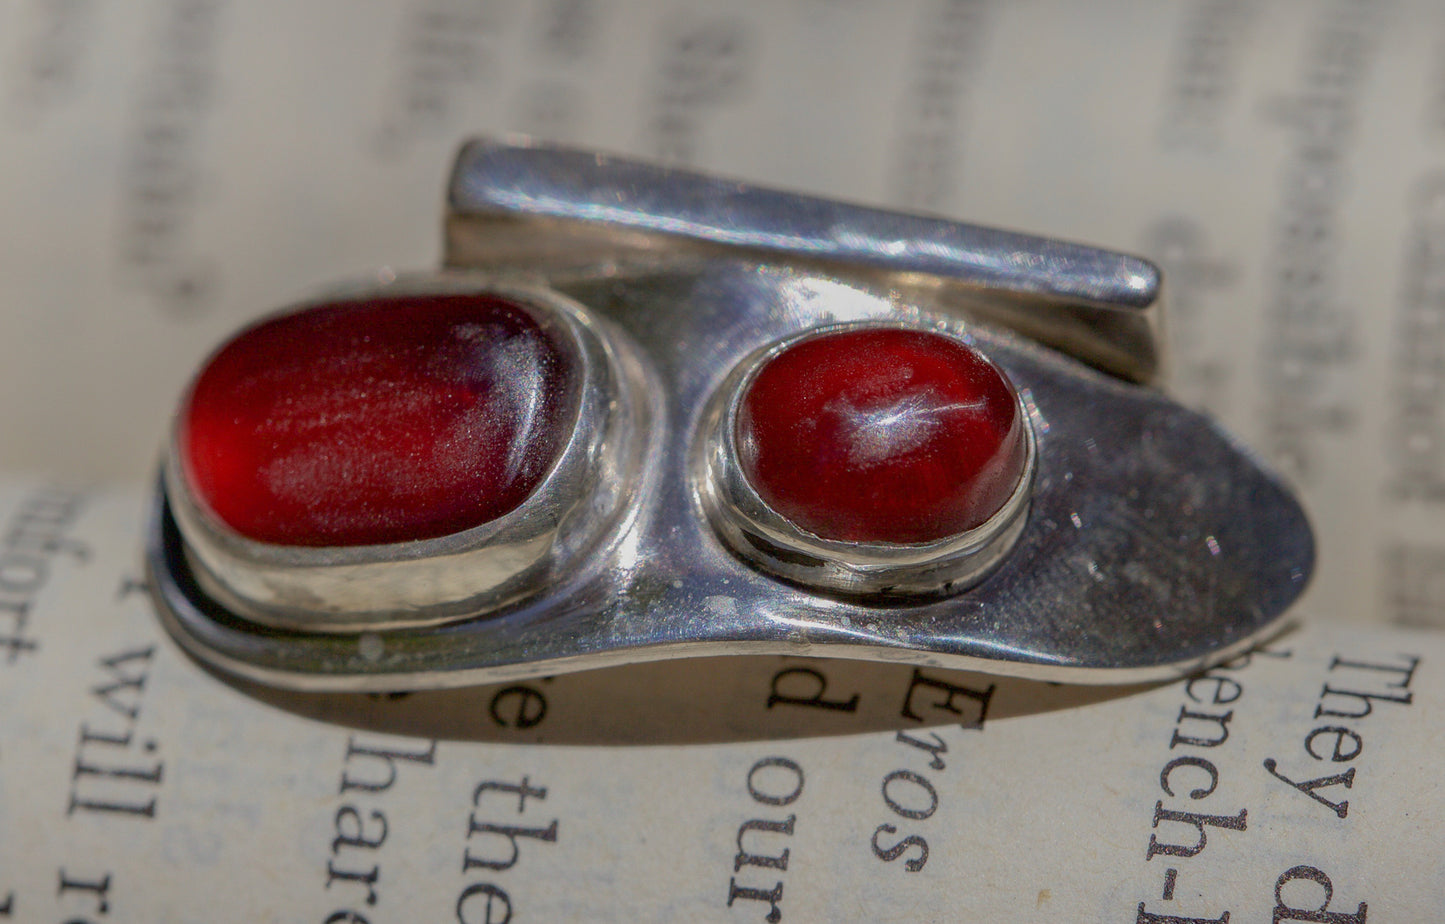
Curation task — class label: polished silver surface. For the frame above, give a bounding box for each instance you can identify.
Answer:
[147,139,1312,690]
[166,275,654,631]
[150,258,1313,689]
[446,138,1165,384]
[696,320,1036,597]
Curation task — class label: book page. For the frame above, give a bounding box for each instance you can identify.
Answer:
[1,3,1443,918]
[0,478,1436,921]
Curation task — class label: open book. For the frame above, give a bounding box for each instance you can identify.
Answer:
[0,0,1440,919]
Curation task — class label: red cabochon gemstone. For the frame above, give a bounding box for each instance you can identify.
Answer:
[737,328,1027,545]
[180,293,580,547]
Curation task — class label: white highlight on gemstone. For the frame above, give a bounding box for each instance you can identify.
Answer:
[829,388,989,468]
[451,322,549,485]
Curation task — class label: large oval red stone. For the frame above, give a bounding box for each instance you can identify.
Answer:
[180,293,580,547]
[737,327,1026,544]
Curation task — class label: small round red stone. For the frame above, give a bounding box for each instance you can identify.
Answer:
[180,293,580,547]
[736,327,1027,544]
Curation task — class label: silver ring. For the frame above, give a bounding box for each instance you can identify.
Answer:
[145,137,1314,691]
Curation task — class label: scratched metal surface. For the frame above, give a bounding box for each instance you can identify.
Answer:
[443,140,1166,383]
[149,260,1313,690]
[447,140,1160,309]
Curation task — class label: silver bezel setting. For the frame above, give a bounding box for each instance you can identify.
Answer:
[696,320,1037,597]
[164,272,649,632]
